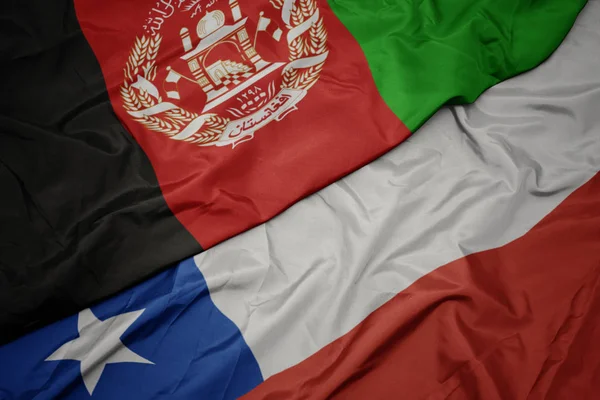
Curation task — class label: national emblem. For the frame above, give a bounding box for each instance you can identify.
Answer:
[120,0,328,148]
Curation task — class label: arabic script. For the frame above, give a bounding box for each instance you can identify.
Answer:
[143,0,177,35]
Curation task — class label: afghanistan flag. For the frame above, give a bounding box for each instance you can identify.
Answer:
[0,0,586,345]
[2,0,599,398]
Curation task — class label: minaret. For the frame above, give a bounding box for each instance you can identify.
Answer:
[180,27,192,52]
[230,0,242,21]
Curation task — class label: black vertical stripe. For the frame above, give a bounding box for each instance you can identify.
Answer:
[0,0,202,344]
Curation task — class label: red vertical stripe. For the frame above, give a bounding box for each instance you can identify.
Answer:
[243,173,600,399]
[74,0,409,249]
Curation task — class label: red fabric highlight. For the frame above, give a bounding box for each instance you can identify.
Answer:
[243,173,600,399]
[73,0,409,249]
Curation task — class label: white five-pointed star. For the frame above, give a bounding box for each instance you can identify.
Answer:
[46,308,153,395]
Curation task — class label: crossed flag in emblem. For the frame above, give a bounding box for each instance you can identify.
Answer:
[255,12,283,43]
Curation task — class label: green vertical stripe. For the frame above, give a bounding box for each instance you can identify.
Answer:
[329,0,587,131]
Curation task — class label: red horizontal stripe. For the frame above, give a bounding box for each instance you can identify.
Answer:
[243,173,600,399]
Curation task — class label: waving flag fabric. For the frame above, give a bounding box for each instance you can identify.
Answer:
[0,259,263,399]
[196,6,600,395]
[256,14,283,42]
[0,0,586,344]
[1,1,599,398]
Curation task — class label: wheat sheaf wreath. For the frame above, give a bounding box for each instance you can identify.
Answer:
[121,0,328,146]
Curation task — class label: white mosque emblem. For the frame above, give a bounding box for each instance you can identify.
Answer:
[122,0,329,147]
[172,0,284,112]
[197,10,226,38]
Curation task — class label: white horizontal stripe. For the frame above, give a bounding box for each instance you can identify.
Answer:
[194,2,600,379]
